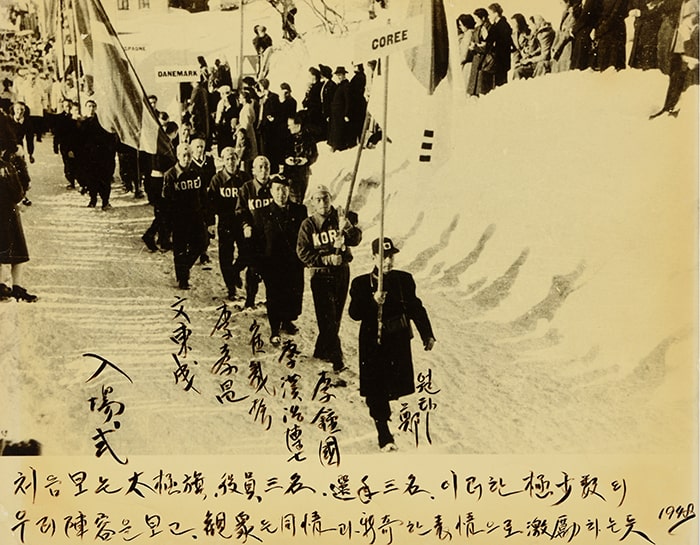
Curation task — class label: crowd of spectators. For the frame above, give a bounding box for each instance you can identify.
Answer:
[457,0,698,104]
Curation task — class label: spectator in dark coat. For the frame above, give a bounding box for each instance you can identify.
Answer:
[328,66,351,151]
[348,63,368,146]
[657,0,684,74]
[650,0,699,118]
[571,0,602,70]
[594,0,631,71]
[483,3,515,88]
[256,78,284,173]
[0,116,36,303]
[282,111,318,203]
[319,64,336,141]
[629,0,665,69]
[252,174,307,344]
[279,82,297,125]
[302,66,324,142]
[214,86,240,153]
[348,237,436,451]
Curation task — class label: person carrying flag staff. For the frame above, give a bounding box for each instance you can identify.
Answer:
[296,184,362,377]
[349,237,436,452]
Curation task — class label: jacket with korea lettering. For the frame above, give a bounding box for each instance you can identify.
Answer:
[296,206,361,269]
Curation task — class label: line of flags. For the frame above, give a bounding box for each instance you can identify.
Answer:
[50,0,449,162]
[69,0,172,157]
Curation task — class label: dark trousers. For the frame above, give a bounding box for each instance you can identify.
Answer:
[217,224,240,292]
[661,54,699,113]
[88,177,112,206]
[238,238,262,306]
[366,396,393,447]
[310,265,349,368]
[60,148,76,184]
[260,262,303,335]
[29,115,43,142]
[144,176,171,246]
[172,215,208,284]
[287,168,310,204]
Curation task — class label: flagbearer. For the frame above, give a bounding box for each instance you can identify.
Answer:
[79,100,117,210]
[162,143,209,290]
[296,184,362,376]
[349,237,436,452]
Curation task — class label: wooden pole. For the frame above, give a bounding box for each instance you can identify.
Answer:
[69,0,82,113]
[343,85,373,214]
[377,54,389,345]
[238,0,245,90]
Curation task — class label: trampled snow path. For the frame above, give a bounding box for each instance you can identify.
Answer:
[1,66,696,458]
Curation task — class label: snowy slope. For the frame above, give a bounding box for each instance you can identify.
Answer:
[1,0,697,458]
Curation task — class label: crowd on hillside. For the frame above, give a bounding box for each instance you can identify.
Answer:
[457,0,698,107]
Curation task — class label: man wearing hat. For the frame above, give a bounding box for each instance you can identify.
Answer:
[348,237,436,451]
[252,173,307,344]
[319,64,336,141]
[302,66,324,142]
[297,184,362,374]
[328,66,351,151]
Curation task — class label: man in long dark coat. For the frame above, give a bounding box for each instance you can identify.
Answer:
[328,66,352,151]
[571,0,602,70]
[80,100,117,210]
[348,237,436,452]
[319,64,336,142]
[483,3,515,88]
[594,0,630,71]
[256,78,284,173]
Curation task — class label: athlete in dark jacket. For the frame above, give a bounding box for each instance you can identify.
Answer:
[296,184,361,373]
[252,174,307,344]
[208,147,250,299]
[235,155,274,307]
[162,143,209,289]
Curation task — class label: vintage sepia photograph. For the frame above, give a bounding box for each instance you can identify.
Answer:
[1,0,697,542]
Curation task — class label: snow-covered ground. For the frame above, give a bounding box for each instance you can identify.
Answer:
[0,0,697,462]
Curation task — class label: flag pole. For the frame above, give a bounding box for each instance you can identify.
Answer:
[57,0,66,78]
[238,0,245,90]
[377,54,389,346]
[69,0,82,113]
[343,86,373,214]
